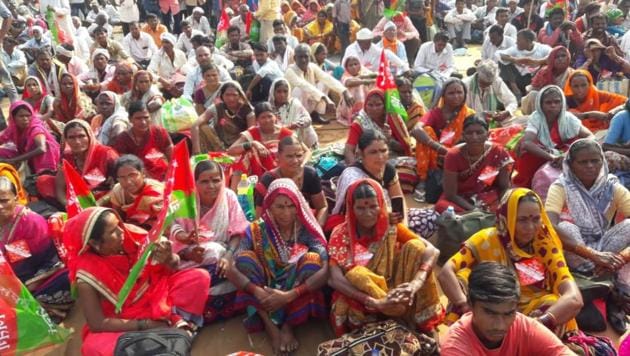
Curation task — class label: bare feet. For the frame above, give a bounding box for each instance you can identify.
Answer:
[279,323,299,355]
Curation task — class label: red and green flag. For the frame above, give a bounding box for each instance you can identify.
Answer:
[0,251,70,355]
[62,160,97,218]
[215,8,231,48]
[376,50,408,122]
[116,141,197,312]
[384,0,406,18]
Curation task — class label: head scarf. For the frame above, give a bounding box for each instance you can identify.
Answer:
[358,89,413,155]
[530,46,571,90]
[328,178,389,270]
[262,178,326,250]
[57,73,82,123]
[0,163,28,205]
[21,75,49,113]
[496,188,563,261]
[93,91,129,145]
[129,70,157,101]
[554,139,617,239]
[309,42,326,62]
[63,119,97,169]
[268,78,292,109]
[381,21,399,53]
[607,8,624,23]
[563,69,600,108]
[0,101,56,154]
[528,85,582,151]
[218,80,250,108]
[290,0,306,15]
[160,32,177,46]
[341,54,366,77]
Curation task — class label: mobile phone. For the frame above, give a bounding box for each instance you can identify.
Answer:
[391,196,404,215]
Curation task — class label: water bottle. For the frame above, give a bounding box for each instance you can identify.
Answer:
[237,174,251,220]
[443,205,456,219]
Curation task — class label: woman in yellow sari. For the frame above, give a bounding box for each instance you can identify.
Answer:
[328,178,444,336]
[411,78,474,197]
[438,188,583,338]
[303,10,335,49]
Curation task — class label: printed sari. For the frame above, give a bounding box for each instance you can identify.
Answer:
[328,178,444,336]
[415,101,475,181]
[63,120,119,198]
[120,70,164,124]
[110,178,165,231]
[0,163,28,205]
[564,69,628,133]
[0,101,61,174]
[434,143,513,213]
[22,75,55,116]
[1,205,72,321]
[337,55,373,126]
[63,207,210,356]
[269,78,318,148]
[235,178,328,332]
[446,188,578,336]
[170,164,249,322]
[54,73,94,123]
[90,91,130,146]
[232,126,294,178]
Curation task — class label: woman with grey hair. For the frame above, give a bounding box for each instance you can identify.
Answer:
[463,60,518,125]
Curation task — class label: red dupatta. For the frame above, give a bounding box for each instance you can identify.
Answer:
[56,73,82,123]
[22,76,49,114]
[63,207,172,320]
[328,178,389,272]
[62,119,118,191]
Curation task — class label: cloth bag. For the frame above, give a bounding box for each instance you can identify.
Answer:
[161,98,197,133]
[317,320,438,356]
[114,328,192,356]
[436,211,497,265]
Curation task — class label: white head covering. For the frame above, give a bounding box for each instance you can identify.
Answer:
[160,32,177,45]
[356,28,374,41]
[31,25,43,35]
[91,48,111,62]
[193,6,204,14]
[56,45,73,58]
[384,21,397,31]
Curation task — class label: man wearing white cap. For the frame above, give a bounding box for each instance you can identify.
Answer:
[123,22,159,69]
[56,43,88,77]
[149,32,189,97]
[186,7,211,35]
[20,26,52,62]
[376,22,407,63]
[343,28,410,75]
[373,12,420,63]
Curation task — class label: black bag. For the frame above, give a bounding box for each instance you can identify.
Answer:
[425,169,442,204]
[436,210,496,265]
[114,328,192,356]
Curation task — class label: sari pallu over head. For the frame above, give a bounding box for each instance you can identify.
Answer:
[553,139,618,241]
[62,207,174,320]
[56,73,83,123]
[528,85,582,153]
[0,163,28,205]
[91,91,130,146]
[253,178,326,278]
[0,101,61,174]
[328,178,391,274]
[356,89,414,156]
[22,75,50,114]
[63,119,118,191]
[531,46,572,90]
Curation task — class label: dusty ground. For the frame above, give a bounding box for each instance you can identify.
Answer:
[21,46,626,355]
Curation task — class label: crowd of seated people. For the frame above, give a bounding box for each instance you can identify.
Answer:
[1,0,630,354]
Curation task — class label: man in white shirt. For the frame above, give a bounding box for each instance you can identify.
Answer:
[183,46,232,100]
[1,37,27,86]
[267,19,299,51]
[122,22,158,68]
[497,29,551,97]
[343,28,410,75]
[148,33,189,97]
[413,32,455,78]
[444,0,476,48]
[229,4,252,41]
[486,8,517,39]
[463,60,518,122]
[176,20,202,56]
[482,25,516,60]
[474,0,498,27]
[270,35,295,71]
[286,44,354,124]
[246,42,283,102]
[72,16,92,62]
[186,7,211,35]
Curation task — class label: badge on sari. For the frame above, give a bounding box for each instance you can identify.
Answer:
[514,257,545,286]
[288,243,308,264]
[4,240,32,263]
[353,243,374,267]
[478,166,499,187]
[439,129,456,146]
[84,168,107,187]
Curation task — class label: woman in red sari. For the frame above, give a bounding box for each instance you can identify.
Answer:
[513,85,593,187]
[112,100,173,181]
[55,119,119,203]
[22,76,55,119]
[228,102,296,182]
[0,101,60,175]
[63,207,210,356]
[53,73,94,123]
[435,115,512,213]
[411,78,475,195]
[108,155,165,231]
[564,69,627,133]
[104,63,134,95]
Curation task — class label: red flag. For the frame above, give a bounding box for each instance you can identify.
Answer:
[62,160,96,218]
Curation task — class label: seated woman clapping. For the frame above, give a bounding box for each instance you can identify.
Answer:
[328,178,444,336]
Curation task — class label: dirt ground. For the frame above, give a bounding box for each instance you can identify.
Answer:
[21,46,626,355]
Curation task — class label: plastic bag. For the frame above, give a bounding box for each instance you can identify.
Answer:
[161,97,197,133]
[249,19,260,43]
[0,251,70,355]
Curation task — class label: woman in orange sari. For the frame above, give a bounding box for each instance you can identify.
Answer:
[411,78,475,198]
[53,73,94,123]
[564,69,627,133]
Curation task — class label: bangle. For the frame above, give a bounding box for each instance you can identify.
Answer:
[243,141,252,151]
[419,262,432,273]
[575,244,594,259]
[294,284,308,298]
[138,319,148,331]
[537,312,557,329]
